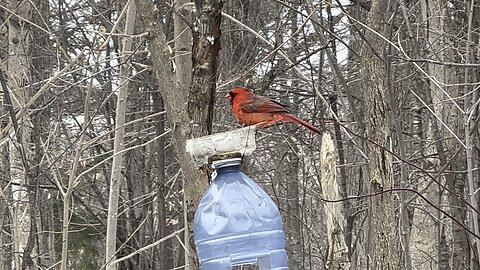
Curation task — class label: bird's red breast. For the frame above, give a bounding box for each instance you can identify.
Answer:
[225,87,288,125]
[225,87,321,134]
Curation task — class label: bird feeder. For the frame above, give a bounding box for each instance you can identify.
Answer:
[186,126,289,270]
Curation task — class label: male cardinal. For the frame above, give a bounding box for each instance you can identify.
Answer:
[225,87,321,134]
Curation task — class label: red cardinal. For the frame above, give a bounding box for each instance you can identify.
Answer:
[225,87,321,134]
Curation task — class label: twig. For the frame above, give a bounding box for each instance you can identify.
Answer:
[337,121,479,215]
[110,228,186,265]
[321,187,480,240]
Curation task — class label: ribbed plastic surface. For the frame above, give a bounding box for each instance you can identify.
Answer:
[193,158,288,270]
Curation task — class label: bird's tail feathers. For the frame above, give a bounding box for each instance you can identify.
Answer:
[282,114,321,134]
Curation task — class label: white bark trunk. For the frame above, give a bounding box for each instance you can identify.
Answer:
[7,0,33,267]
[321,133,350,269]
[105,1,136,269]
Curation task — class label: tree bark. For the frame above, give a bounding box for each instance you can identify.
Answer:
[5,0,36,268]
[0,114,12,270]
[105,1,136,269]
[186,0,222,267]
[173,0,193,267]
[189,0,222,136]
[423,0,470,267]
[321,133,350,269]
[361,0,397,268]
[135,0,221,269]
[152,88,175,269]
[30,0,55,266]
[279,137,303,269]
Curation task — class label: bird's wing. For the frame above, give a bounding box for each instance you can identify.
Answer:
[239,96,289,113]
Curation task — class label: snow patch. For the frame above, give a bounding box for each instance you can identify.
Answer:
[206,36,215,45]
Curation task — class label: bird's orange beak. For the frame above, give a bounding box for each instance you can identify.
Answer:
[225,93,232,101]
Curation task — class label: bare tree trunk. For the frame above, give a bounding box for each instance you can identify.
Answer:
[30,0,55,266]
[447,158,469,270]
[135,0,222,269]
[361,0,397,268]
[189,0,222,136]
[0,114,12,270]
[174,0,192,91]
[0,14,10,268]
[173,0,193,267]
[423,0,470,267]
[151,88,175,269]
[418,1,451,265]
[105,1,136,269]
[280,138,302,269]
[5,1,36,268]
[0,24,12,268]
[463,0,480,266]
[184,0,222,267]
[321,133,350,269]
[385,7,412,270]
[344,5,369,268]
[283,8,303,268]
[59,60,93,270]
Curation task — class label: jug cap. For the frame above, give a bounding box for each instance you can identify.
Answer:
[211,158,242,169]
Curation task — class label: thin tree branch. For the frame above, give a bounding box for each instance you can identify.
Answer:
[321,187,480,240]
[337,121,480,215]
[110,228,186,265]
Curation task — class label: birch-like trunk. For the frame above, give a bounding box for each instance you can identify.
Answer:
[105,1,136,269]
[320,133,350,269]
[6,0,35,267]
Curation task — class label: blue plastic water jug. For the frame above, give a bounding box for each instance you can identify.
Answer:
[193,158,288,270]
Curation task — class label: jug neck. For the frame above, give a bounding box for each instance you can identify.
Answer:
[212,158,241,174]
